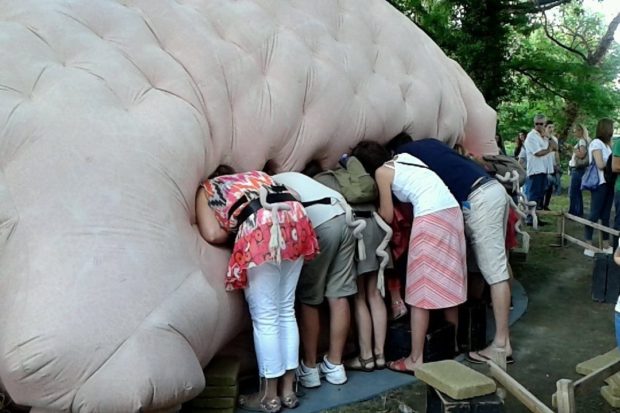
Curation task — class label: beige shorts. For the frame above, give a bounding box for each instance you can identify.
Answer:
[298,215,357,305]
[463,180,510,285]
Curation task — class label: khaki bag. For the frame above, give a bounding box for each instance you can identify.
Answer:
[315,156,378,204]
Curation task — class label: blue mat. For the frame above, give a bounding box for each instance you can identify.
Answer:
[237,279,528,413]
[238,369,416,413]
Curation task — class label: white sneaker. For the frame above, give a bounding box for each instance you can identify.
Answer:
[584,248,595,257]
[319,355,347,385]
[296,361,321,388]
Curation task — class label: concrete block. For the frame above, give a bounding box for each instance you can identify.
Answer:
[204,356,240,387]
[196,384,238,399]
[602,385,620,408]
[184,409,234,413]
[426,386,504,412]
[416,360,496,400]
[188,397,235,408]
[604,372,620,396]
[576,348,620,375]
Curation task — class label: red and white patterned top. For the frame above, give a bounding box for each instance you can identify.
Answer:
[202,171,318,290]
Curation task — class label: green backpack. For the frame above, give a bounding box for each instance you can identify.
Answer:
[315,156,378,204]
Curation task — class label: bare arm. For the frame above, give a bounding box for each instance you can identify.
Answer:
[375,165,395,224]
[196,187,229,244]
[592,149,606,170]
[613,156,620,174]
[534,140,556,157]
[614,243,620,266]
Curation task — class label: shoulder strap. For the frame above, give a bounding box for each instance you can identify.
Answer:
[396,161,430,170]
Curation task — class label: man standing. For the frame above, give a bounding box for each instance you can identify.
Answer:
[391,134,514,364]
[272,172,356,387]
[524,114,556,210]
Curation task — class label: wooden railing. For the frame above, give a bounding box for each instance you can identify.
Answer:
[536,210,619,253]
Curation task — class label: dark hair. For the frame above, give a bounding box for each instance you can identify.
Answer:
[209,164,235,178]
[350,140,391,177]
[520,129,527,135]
[595,118,614,144]
[262,160,277,175]
[301,160,323,177]
[386,132,413,154]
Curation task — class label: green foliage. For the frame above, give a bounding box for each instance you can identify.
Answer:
[389,0,620,156]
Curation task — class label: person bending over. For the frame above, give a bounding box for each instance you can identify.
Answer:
[352,142,467,373]
[196,166,318,412]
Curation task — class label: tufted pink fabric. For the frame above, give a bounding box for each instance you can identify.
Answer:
[0,0,497,411]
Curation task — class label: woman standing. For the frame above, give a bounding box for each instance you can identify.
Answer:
[568,124,591,217]
[196,166,319,412]
[584,119,615,256]
[352,142,467,373]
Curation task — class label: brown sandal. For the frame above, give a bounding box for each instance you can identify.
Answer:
[280,392,299,409]
[238,393,281,413]
[344,355,375,372]
[391,300,408,321]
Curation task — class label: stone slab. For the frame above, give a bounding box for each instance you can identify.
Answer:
[184,408,234,413]
[576,348,620,376]
[195,384,238,399]
[602,385,620,408]
[204,356,240,387]
[415,360,496,400]
[604,372,620,396]
[187,397,235,408]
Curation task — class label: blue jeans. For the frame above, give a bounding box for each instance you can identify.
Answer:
[613,191,620,247]
[616,312,620,347]
[585,183,614,242]
[554,170,563,195]
[527,173,547,210]
[569,167,586,217]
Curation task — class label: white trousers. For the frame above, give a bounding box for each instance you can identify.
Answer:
[244,258,303,378]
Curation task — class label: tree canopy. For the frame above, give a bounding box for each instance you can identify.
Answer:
[389,0,620,151]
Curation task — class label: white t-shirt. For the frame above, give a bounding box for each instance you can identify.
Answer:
[518,145,527,169]
[543,136,558,174]
[389,153,459,217]
[272,172,345,228]
[569,138,589,167]
[524,129,549,176]
[588,139,612,185]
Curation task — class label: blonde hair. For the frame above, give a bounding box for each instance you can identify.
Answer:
[576,123,590,141]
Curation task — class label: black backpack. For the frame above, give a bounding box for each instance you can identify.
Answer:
[604,155,618,187]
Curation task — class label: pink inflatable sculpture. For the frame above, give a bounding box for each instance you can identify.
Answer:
[0,0,497,411]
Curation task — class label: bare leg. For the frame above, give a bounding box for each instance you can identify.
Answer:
[366,272,387,357]
[388,274,407,319]
[352,278,373,360]
[444,305,459,352]
[390,306,428,371]
[326,297,350,365]
[299,303,320,367]
[472,280,512,359]
[410,307,429,368]
[279,369,296,397]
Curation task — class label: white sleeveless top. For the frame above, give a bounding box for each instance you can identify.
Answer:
[387,153,459,217]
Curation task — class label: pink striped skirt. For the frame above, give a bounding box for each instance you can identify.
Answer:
[405,207,467,309]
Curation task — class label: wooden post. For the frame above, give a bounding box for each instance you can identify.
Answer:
[487,361,554,413]
[560,212,566,247]
[556,379,576,413]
